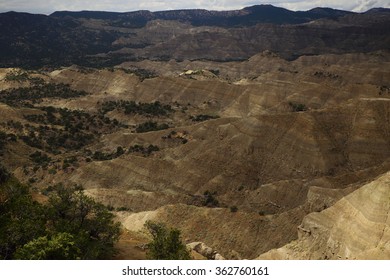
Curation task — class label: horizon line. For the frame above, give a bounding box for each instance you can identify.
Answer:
[0,4,388,16]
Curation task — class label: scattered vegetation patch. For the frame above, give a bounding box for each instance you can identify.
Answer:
[62,156,79,170]
[0,164,10,184]
[99,100,173,117]
[136,121,169,133]
[289,102,308,112]
[116,206,131,212]
[0,131,17,155]
[29,151,51,168]
[162,130,190,144]
[209,69,220,76]
[18,106,123,153]
[25,106,123,133]
[41,185,57,196]
[128,144,160,156]
[313,71,340,80]
[75,66,95,74]
[4,70,30,82]
[190,114,219,122]
[379,85,390,95]
[92,146,126,161]
[119,68,158,81]
[92,144,160,160]
[4,70,45,85]
[0,83,88,106]
[203,190,220,208]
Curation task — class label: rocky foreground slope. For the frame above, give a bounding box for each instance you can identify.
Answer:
[258,172,390,260]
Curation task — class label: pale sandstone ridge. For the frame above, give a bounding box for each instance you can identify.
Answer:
[117,210,158,232]
[116,202,310,259]
[258,172,390,260]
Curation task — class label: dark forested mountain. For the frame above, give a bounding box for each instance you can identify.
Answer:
[51,5,354,27]
[0,5,389,68]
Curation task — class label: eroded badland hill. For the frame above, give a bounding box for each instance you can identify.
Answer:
[0,5,389,259]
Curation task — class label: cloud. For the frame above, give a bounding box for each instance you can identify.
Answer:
[0,0,388,14]
[269,0,388,12]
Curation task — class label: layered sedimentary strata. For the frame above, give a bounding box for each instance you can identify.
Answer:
[258,172,390,259]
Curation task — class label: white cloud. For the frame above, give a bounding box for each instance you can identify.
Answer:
[269,0,388,12]
[0,0,388,14]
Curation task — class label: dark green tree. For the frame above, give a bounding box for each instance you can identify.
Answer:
[0,172,121,260]
[145,221,191,260]
[0,178,46,259]
[14,232,81,260]
[46,184,121,259]
[0,164,10,184]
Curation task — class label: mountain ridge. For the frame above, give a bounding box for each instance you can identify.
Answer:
[50,5,355,27]
[0,5,389,68]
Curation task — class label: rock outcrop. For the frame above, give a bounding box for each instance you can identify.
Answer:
[187,242,225,260]
[258,172,390,259]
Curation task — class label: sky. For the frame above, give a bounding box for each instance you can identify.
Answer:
[0,0,389,15]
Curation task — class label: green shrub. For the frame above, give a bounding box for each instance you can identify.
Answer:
[0,165,10,184]
[45,184,121,259]
[48,168,57,175]
[92,147,127,161]
[0,178,120,260]
[4,71,29,82]
[116,206,130,211]
[136,121,169,133]
[14,233,81,260]
[28,178,37,185]
[0,83,88,106]
[0,178,47,259]
[29,151,51,167]
[289,102,307,112]
[258,211,265,216]
[203,190,219,207]
[190,114,219,122]
[116,146,125,156]
[144,221,191,260]
[120,68,157,81]
[128,144,159,156]
[99,100,173,117]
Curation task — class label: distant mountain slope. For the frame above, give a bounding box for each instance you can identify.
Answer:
[51,5,354,27]
[0,11,123,68]
[0,5,389,68]
[364,7,390,14]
